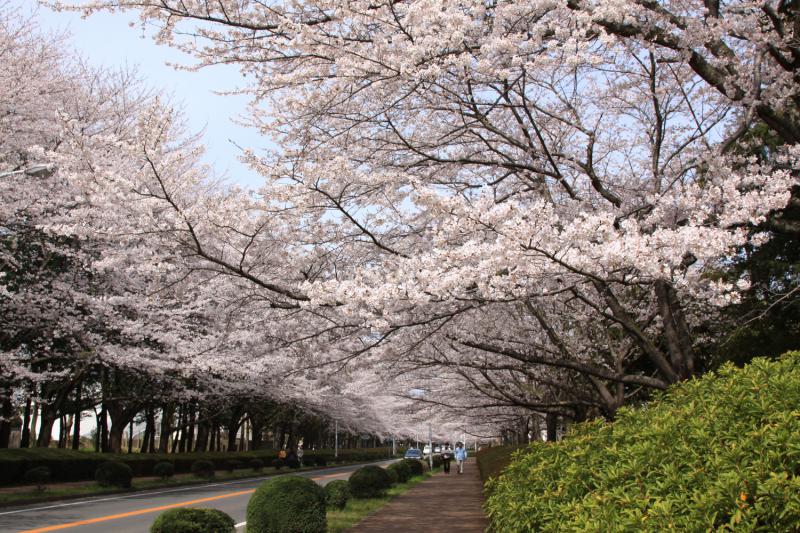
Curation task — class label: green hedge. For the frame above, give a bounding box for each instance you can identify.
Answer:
[151,507,235,533]
[485,352,800,532]
[0,447,391,486]
[476,445,523,483]
[247,475,326,533]
[348,465,392,498]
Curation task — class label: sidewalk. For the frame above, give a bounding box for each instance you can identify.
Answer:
[349,458,489,532]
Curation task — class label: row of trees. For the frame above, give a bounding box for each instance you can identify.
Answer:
[2,0,799,446]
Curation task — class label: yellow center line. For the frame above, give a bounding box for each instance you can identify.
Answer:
[19,473,346,532]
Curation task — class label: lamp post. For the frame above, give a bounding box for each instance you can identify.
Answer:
[428,423,433,471]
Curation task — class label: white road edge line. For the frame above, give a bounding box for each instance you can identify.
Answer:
[0,460,392,517]
[235,521,247,529]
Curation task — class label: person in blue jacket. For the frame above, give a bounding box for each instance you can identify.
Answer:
[454,442,468,474]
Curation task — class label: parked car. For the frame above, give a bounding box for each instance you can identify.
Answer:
[434,446,441,453]
[404,448,422,459]
[423,444,431,456]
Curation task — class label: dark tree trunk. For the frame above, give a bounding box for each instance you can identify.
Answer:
[655,280,695,380]
[186,404,196,452]
[108,422,125,455]
[0,391,13,448]
[20,396,32,448]
[227,426,238,452]
[100,404,110,453]
[159,407,173,454]
[127,419,134,453]
[36,407,57,448]
[72,387,82,450]
[546,412,558,442]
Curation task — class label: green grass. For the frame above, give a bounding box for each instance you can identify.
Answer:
[326,471,436,532]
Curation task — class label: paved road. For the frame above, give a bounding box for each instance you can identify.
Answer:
[0,460,395,533]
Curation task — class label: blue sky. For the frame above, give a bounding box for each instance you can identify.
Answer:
[21,0,265,189]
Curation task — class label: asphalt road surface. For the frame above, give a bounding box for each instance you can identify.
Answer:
[0,460,396,533]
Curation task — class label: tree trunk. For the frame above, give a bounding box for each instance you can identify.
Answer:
[29,402,38,447]
[108,422,126,454]
[186,404,196,452]
[36,406,57,448]
[128,419,134,453]
[159,407,173,454]
[72,388,82,450]
[20,396,32,448]
[0,392,13,448]
[655,280,695,380]
[546,412,558,442]
[100,404,109,453]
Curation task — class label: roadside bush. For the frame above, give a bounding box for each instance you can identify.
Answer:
[286,457,301,469]
[475,445,523,483]
[314,456,327,467]
[387,461,412,483]
[150,507,235,533]
[246,475,326,533]
[23,466,51,492]
[95,460,133,488]
[270,458,284,470]
[250,458,264,472]
[190,459,215,479]
[486,352,800,532]
[401,458,424,477]
[152,462,175,480]
[431,454,443,468]
[225,459,243,472]
[385,467,399,485]
[348,465,392,498]
[325,479,350,509]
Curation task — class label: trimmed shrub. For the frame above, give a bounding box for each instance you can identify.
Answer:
[250,458,264,472]
[314,456,327,467]
[23,466,51,492]
[431,454,443,468]
[348,465,392,498]
[486,353,800,532]
[475,445,522,483]
[95,460,133,488]
[190,459,215,479]
[225,459,243,472]
[286,457,301,469]
[150,507,235,533]
[271,458,284,470]
[387,461,412,483]
[325,479,350,509]
[401,458,424,477]
[246,475,326,533]
[152,462,175,480]
[385,466,399,485]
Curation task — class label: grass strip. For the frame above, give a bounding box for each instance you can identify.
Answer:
[326,470,437,533]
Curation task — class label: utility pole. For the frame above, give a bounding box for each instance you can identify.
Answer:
[334,420,339,460]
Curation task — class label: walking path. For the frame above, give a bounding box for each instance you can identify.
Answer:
[349,458,489,532]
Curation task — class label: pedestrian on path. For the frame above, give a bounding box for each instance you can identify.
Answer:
[441,442,454,474]
[455,442,468,474]
[297,444,304,466]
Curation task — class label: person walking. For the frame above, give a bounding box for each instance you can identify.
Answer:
[297,444,304,467]
[454,442,467,474]
[441,442,454,474]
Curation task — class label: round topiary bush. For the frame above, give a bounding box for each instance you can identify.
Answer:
[150,507,235,533]
[152,462,175,480]
[95,460,133,488]
[191,459,215,479]
[401,458,425,477]
[271,458,284,470]
[432,454,443,468]
[23,466,51,492]
[348,465,392,498]
[387,461,412,483]
[385,467,399,485]
[226,459,243,472]
[246,475,326,533]
[325,479,350,509]
[250,458,264,472]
